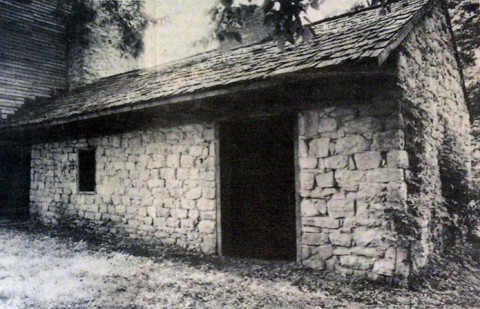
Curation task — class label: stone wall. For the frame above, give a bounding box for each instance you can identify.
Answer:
[395,6,471,269]
[30,123,217,254]
[297,98,410,280]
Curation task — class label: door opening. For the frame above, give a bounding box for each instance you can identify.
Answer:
[220,116,296,260]
[0,145,31,223]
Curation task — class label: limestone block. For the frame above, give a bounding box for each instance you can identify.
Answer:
[187,169,198,180]
[373,259,395,276]
[203,187,216,199]
[180,155,195,168]
[303,217,340,229]
[299,140,308,158]
[200,211,216,220]
[333,247,351,256]
[308,138,330,158]
[167,154,180,168]
[325,257,338,270]
[116,205,126,214]
[356,201,369,218]
[204,157,215,170]
[166,217,180,228]
[180,218,195,229]
[112,136,121,148]
[300,173,315,190]
[174,168,188,180]
[335,170,366,186]
[387,150,409,168]
[170,209,188,219]
[354,183,387,202]
[344,117,381,134]
[190,146,204,157]
[197,199,216,211]
[203,129,215,141]
[299,157,317,169]
[329,231,352,247]
[372,130,404,151]
[146,144,159,155]
[330,107,356,119]
[185,187,202,200]
[147,179,165,190]
[303,226,322,233]
[299,112,319,137]
[201,239,216,254]
[146,206,157,218]
[180,199,195,209]
[339,256,372,270]
[303,245,333,269]
[353,229,382,247]
[303,255,325,270]
[327,199,355,218]
[130,137,142,147]
[200,171,215,181]
[315,172,335,188]
[394,247,410,277]
[302,232,329,246]
[198,220,216,234]
[301,245,313,260]
[160,169,176,181]
[301,199,327,217]
[386,182,407,203]
[366,168,404,183]
[318,118,337,133]
[336,135,369,155]
[354,151,382,170]
[324,155,348,170]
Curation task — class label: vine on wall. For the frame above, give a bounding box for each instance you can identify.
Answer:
[55,0,147,58]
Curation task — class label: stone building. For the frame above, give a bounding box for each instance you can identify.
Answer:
[0,0,472,281]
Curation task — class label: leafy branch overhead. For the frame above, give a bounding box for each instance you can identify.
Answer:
[214,0,396,50]
[55,0,147,58]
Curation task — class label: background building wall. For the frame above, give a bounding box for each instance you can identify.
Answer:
[67,5,141,88]
[0,0,68,119]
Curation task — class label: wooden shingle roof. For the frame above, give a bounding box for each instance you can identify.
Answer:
[5,0,433,128]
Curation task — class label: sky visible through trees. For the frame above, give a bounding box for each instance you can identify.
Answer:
[143,0,366,66]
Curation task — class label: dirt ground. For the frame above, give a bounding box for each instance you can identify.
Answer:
[0,225,479,309]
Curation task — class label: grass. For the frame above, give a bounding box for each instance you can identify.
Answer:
[0,225,479,308]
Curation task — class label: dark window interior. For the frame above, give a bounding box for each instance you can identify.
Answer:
[220,116,296,260]
[78,149,96,192]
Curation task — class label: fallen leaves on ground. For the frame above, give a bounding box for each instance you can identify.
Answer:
[0,226,479,309]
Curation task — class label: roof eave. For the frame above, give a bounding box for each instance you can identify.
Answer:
[1,66,395,133]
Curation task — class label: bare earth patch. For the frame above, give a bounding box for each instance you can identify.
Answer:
[0,226,479,309]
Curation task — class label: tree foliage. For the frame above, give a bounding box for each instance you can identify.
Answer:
[55,0,147,58]
[213,0,395,49]
[448,0,480,67]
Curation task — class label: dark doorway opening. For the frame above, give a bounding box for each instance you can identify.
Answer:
[0,145,31,223]
[220,116,296,260]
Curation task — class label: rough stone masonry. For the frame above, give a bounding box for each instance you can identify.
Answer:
[31,124,218,254]
[297,103,409,280]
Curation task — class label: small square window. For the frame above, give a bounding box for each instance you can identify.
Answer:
[78,149,96,192]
